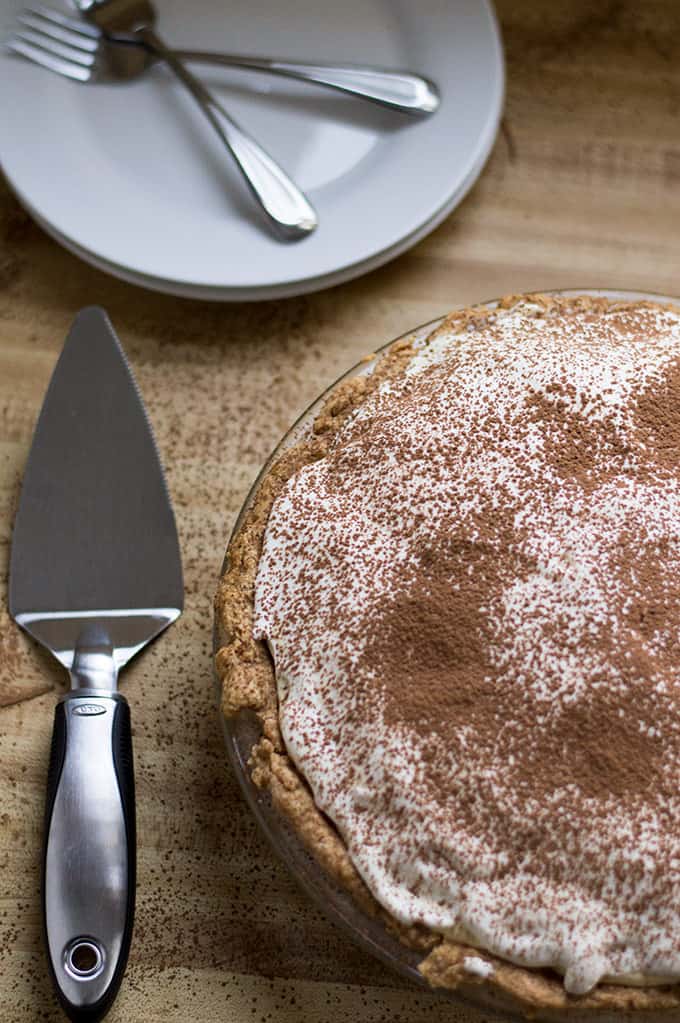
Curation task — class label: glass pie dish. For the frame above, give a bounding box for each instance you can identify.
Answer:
[214,289,680,1022]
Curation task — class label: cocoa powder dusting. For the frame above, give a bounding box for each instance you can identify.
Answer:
[253,297,680,993]
[636,357,680,470]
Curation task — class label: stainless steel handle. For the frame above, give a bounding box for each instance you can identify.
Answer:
[44,692,135,1023]
[172,51,440,115]
[139,28,317,240]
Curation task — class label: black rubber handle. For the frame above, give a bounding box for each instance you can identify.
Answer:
[45,700,68,831]
[106,699,136,1016]
[42,695,136,1022]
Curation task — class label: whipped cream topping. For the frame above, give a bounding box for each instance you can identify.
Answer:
[463,956,495,979]
[253,298,680,994]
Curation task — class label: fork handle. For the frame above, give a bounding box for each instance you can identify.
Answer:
[137,28,316,240]
[171,51,440,115]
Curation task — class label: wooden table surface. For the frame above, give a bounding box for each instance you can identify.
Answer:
[2,3,680,1020]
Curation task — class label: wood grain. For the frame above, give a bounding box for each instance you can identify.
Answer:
[2,2,680,1019]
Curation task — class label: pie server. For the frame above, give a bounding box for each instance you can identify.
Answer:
[9,308,183,1022]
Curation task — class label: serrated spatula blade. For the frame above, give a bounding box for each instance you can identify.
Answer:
[9,305,182,626]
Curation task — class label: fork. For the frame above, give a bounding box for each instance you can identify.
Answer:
[8,5,317,239]
[11,5,440,115]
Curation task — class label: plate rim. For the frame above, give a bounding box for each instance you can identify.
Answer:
[22,135,497,301]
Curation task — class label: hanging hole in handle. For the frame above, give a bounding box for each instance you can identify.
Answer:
[64,938,104,980]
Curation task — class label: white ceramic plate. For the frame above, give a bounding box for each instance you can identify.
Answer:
[0,0,504,301]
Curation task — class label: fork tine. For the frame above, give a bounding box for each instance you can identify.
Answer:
[11,27,95,67]
[19,11,99,53]
[6,34,91,81]
[25,5,101,40]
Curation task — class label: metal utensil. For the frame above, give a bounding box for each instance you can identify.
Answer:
[7,10,316,239]
[9,307,183,1023]
[10,5,440,114]
[81,0,318,241]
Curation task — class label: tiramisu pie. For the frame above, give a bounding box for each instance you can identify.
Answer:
[216,294,680,1017]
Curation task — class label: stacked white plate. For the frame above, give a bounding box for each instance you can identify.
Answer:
[0,0,504,300]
